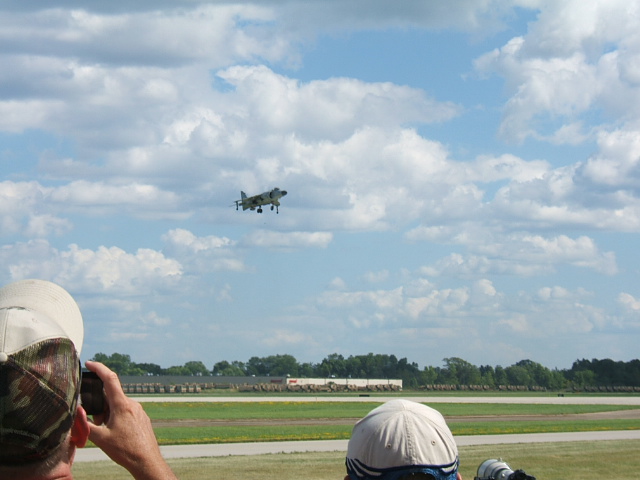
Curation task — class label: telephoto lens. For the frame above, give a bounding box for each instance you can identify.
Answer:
[474,459,536,480]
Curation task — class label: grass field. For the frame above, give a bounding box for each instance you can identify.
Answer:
[140,401,639,419]
[137,401,640,445]
[73,398,640,479]
[72,440,640,480]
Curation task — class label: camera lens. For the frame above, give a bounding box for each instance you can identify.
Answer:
[475,459,514,480]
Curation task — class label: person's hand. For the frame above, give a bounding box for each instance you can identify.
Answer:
[85,360,178,480]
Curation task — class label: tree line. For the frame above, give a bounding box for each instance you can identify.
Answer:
[91,352,640,390]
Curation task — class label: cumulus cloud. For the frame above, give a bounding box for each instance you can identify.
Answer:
[0,181,73,237]
[475,0,640,145]
[303,272,617,363]
[162,228,244,272]
[2,1,640,368]
[0,5,284,68]
[241,230,333,249]
[0,239,182,294]
[362,269,389,283]
[51,180,189,220]
[216,65,461,142]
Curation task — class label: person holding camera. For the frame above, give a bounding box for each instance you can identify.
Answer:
[0,279,178,480]
[344,399,462,480]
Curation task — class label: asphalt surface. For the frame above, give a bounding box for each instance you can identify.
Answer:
[75,430,640,462]
[135,395,640,405]
[75,395,640,463]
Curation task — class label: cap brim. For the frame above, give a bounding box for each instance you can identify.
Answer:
[0,279,84,355]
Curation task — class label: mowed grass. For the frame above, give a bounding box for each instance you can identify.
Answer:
[74,400,640,479]
[132,401,640,445]
[140,400,639,420]
[72,440,640,480]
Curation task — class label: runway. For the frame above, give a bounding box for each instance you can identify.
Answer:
[135,395,640,405]
[74,430,640,462]
[75,395,640,463]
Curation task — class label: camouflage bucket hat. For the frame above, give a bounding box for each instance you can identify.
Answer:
[0,280,84,465]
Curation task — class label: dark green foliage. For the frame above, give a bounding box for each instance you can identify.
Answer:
[90,352,640,389]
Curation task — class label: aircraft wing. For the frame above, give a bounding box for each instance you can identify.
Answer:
[235,188,287,213]
[243,193,263,209]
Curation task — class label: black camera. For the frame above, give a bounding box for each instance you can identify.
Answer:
[474,459,536,480]
[80,370,106,415]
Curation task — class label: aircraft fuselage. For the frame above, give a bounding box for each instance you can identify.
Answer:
[235,188,288,213]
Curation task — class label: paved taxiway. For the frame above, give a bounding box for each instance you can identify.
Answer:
[75,430,640,462]
[75,395,640,463]
[134,395,640,405]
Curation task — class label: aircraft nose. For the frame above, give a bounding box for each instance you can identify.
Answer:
[281,190,288,196]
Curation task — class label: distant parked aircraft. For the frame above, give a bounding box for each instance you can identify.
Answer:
[234,188,288,214]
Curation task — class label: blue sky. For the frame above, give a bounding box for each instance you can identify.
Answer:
[2,1,640,371]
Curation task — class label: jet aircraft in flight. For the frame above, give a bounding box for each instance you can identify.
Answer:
[234,187,288,213]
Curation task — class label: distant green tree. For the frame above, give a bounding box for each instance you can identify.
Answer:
[183,361,210,376]
[90,352,134,375]
[299,362,315,377]
[318,353,347,377]
[396,357,421,387]
[573,369,596,388]
[213,360,247,376]
[166,365,190,375]
[421,365,438,385]
[446,357,482,385]
[267,354,299,376]
[86,351,640,389]
[505,365,532,386]
[135,362,164,376]
[245,356,267,376]
[479,365,496,387]
[494,365,508,386]
[548,369,567,390]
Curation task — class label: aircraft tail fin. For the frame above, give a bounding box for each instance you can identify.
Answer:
[240,191,250,210]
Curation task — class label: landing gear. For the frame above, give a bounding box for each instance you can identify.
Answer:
[257,208,263,213]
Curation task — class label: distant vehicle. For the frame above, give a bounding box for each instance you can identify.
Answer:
[234,187,288,214]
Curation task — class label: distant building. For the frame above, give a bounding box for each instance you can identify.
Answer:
[118,375,402,393]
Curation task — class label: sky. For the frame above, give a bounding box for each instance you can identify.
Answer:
[2,0,640,372]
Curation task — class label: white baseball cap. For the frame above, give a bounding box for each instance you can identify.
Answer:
[0,278,84,357]
[346,399,459,480]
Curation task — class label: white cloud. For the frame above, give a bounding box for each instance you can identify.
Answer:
[0,181,72,237]
[217,65,460,142]
[25,214,73,238]
[241,230,333,249]
[0,239,182,295]
[261,329,313,348]
[141,311,172,326]
[580,126,640,186]
[409,226,618,277]
[313,274,605,337]
[475,1,640,143]
[362,270,389,283]
[51,180,189,220]
[0,5,284,67]
[162,228,244,272]
[619,292,640,312]
[329,277,347,290]
[2,1,640,369]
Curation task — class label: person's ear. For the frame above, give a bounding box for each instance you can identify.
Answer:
[70,406,90,448]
